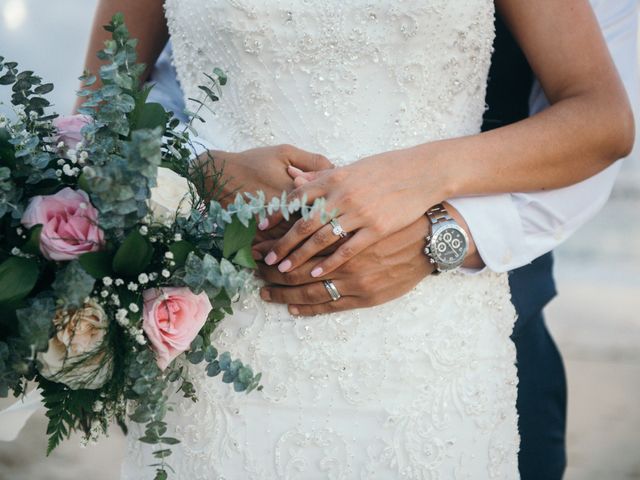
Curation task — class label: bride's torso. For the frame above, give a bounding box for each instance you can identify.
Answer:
[123,4,521,479]
[165,0,495,165]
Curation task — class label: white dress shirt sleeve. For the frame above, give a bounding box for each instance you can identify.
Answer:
[146,43,218,158]
[449,0,638,273]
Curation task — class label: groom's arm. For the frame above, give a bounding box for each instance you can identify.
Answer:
[449,0,638,272]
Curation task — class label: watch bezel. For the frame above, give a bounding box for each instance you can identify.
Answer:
[428,222,469,271]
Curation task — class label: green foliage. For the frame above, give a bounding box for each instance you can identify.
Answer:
[223,216,256,259]
[112,230,153,276]
[52,261,95,308]
[15,295,55,353]
[21,225,42,255]
[40,377,101,455]
[135,102,168,133]
[79,251,114,279]
[168,240,194,268]
[0,256,39,308]
[82,128,162,233]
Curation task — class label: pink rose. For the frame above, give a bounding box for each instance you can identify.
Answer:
[21,187,104,261]
[53,114,91,150]
[142,287,213,370]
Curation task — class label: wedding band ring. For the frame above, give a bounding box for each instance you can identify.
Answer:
[330,218,348,239]
[323,280,342,302]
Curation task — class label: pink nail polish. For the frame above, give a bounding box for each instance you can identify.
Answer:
[265,252,277,265]
[289,306,300,316]
[258,218,269,230]
[278,260,292,273]
[311,267,323,278]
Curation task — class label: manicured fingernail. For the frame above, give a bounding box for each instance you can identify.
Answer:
[258,218,269,230]
[289,306,300,315]
[311,267,323,278]
[278,259,292,273]
[264,252,277,265]
[288,165,303,176]
[252,249,263,260]
[260,288,271,301]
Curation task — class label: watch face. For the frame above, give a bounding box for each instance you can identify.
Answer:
[432,226,468,265]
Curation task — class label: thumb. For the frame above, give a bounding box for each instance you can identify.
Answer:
[289,150,334,172]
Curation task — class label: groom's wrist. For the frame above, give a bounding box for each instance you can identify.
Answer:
[442,202,484,270]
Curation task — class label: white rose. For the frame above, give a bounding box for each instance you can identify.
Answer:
[149,167,195,222]
[37,300,113,390]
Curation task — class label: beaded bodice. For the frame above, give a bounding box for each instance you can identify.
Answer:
[165,0,495,165]
[121,4,522,479]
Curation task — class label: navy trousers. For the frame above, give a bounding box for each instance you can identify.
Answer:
[510,254,568,479]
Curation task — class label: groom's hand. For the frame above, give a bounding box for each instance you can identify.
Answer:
[192,144,333,207]
[255,215,436,316]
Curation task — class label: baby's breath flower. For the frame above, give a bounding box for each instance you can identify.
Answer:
[128,303,139,313]
[115,308,129,326]
[135,333,146,345]
[164,251,174,260]
[173,233,182,241]
[139,225,148,235]
[127,282,138,291]
[148,272,158,281]
[161,269,171,278]
[114,278,124,286]
[102,276,113,286]
[138,273,149,284]
[100,290,109,298]
[57,159,66,166]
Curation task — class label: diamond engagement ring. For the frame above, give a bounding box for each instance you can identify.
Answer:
[323,280,342,301]
[330,218,348,238]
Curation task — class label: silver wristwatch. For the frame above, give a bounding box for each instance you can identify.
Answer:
[424,203,469,273]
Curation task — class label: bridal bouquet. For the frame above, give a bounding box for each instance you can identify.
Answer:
[0,14,323,479]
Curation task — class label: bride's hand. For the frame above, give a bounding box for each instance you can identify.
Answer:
[262,148,446,277]
[255,215,435,315]
[193,144,333,207]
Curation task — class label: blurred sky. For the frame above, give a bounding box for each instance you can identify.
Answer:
[0,0,98,116]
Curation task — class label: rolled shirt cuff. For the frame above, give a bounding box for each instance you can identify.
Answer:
[448,194,527,273]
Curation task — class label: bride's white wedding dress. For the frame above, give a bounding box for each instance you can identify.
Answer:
[123,1,520,478]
